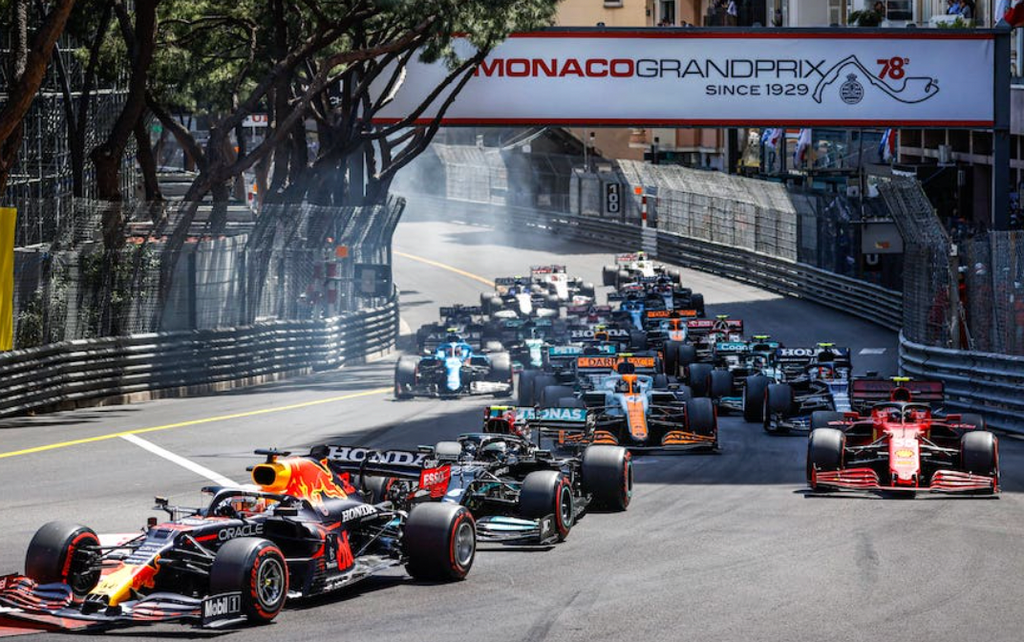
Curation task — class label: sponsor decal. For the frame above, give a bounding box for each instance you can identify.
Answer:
[420,465,452,498]
[202,592,242,623]
[341,504,378,522]
[895,449,914,459]
[327,446,427,468]
[578,356,618,369]
[0,574,17,591]
[218,523,265,541]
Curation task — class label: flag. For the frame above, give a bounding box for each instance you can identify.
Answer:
[999,1,1024,26]
[879,129,896,163]
[0,207,16,351]
[764,128,782,150]
[794,129,812,168]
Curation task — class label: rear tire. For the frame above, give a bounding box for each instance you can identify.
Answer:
[520,471,574,541]
[602,266,617,287]
[664,340,681,377]
[743,375,770,422]
[807,428,844,489]
[652,374,669,390]
[676,344,697,369]
[404,504,476,581]
[541,385,575,407]
[24,522,100,597]
[582,446,632,511]
[687,363,713,397]
[394,356,418,400]
[764,383,793,431]
[210,538,288,623]
[518,370,538,406]
[617,270,631,287]
[708,370,732,400]
[580,282,596,298]
[532,374,557,407]
[691,293,705,316]
[488,352,513,397]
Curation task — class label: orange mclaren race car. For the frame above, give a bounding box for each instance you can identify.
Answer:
[0,447,474,633]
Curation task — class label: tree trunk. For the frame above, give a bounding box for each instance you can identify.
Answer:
[134,113,162,202]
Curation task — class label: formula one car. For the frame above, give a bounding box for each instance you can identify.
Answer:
[753,344,854,430]
[0,447,475,632]
[374,406,632,545]
[517,345,618,407]
[602,252,681,289]
[481,277,559,318]
[529,265,595,304]
[394,337,513,399]
[416,305,486,352]
[544,357,718,452]
[687,335,782,409]
[806,383,998,496]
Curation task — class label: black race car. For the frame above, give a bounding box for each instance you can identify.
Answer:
[0,447,475,632]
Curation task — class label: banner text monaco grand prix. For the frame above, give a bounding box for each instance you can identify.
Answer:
[371,30,996,128]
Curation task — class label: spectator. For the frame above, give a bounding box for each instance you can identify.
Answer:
[946,0,958,14]
[957,0,973,19]
[727,0,738,25]
[772,9,784,26]
[873,1,886,17]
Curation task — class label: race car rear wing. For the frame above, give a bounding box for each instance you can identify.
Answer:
[439,305,482,317]
[850,379,944,407]
[614,252,644,264]
[569,327,631,341]
[566,304,612,317]
[644,309,699,322]
[530,265,567,275]
[575,354,659,374]
[687,319,744,335]
[776,346,852,371]
[316,445,432,480]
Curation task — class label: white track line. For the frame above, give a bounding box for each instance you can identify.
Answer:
[120,434,237,487]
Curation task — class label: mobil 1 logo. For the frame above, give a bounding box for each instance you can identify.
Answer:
[202,591,242,626]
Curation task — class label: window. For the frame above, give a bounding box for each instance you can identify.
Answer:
[883,0,913,21]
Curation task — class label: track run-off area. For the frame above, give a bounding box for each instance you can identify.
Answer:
[2,204,1024,642]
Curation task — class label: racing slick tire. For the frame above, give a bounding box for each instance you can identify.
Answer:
[961,431,999,480]
[764,383,794,432]
[582,445,633,511]
[743,375,770,423]
[687,363,713,397]
[356,475,397,504]
[25,521,101,597]
[210,538,288,623]
[652,374,669,390]
[542,385,575,407]
[664,340,682,377]
[394,356,418,400]
[520,471,575,542]
[581,282,596,298]
[532,374,557,406]
[602,265,618,287]
[518,369,538,406]
[668,269,682,285]
[480,292,493,313]
[487,352,514,397]
[959,413,987,432]
[691,293,705,316]
[617,270,631,287]
[558,396,585,408]
[543,294,560,310]
[404,503,476,581]
[709,370,732,400]
[686,397,717,437]
[810,411,846,430]
[676,343,697,369]
[628,329,648,350]
[807,428,845,489]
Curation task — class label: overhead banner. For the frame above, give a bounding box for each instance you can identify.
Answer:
[373,29,996,128]
[0,207,16,351]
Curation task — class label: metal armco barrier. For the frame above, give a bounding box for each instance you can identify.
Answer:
[900,333,1024,434]
[419,196,902,330]
[416,195,1024,436]
[0,299,398,418]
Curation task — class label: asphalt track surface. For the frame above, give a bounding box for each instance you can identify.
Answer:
[1,205,1023,642]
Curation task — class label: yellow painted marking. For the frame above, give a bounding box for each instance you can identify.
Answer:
[0,387,391,459]
[395,251,495,287]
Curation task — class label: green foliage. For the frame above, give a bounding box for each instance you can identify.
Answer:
[849,9,883,26]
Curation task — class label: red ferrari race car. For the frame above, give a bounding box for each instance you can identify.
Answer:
[806,379,999,496]
[0,447,474,634]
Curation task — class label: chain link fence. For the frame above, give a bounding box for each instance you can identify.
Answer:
[8,197,404,350]
[961,232,1024,356]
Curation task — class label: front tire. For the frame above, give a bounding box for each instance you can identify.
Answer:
[582,446,632,511]
[520,471,574,541]
[394,356,418,400]
[25,521,100,597]
[210,538,288,623]
[687,363,713,397]
[488,352,513,397]
[404,504,476,581]
[807,428,844,490]
[743,375,770,422]
[961,431,998,479]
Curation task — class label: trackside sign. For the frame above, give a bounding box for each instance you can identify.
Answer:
[372,29,996,128]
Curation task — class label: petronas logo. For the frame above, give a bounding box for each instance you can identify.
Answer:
[840,74,864,105]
